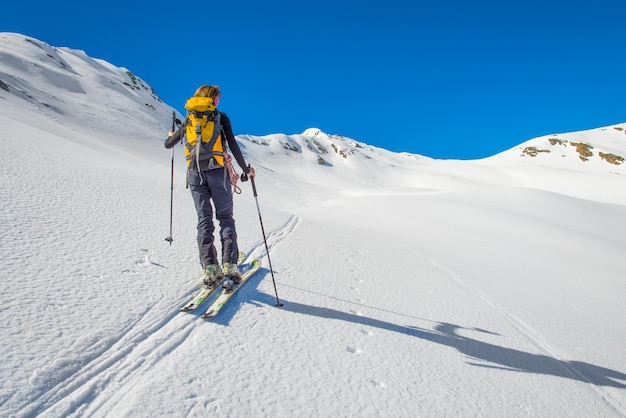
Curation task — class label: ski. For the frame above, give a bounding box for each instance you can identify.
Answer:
[202,259,262,319]
[180,252,246,312]
[179,282,221,312]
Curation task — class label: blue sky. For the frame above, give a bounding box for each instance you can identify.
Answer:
[3,0,626,159]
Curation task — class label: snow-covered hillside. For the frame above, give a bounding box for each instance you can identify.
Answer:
[1,33,626,417]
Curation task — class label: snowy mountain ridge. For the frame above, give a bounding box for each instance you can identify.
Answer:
[492,124,626,169]
[237,123,626,206]
[0,32,173,138]
[2,31,625,189]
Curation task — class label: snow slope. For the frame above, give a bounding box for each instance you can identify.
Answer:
[1,32,626,417]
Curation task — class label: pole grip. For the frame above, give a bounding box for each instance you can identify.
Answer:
[241,164,258,197]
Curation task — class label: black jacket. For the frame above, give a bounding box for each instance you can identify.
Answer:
[164,111,250,174]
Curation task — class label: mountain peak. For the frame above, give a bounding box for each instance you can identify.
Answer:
[488,123,626,171]
[302,127,329,138]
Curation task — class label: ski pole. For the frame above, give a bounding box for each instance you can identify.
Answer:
[242,170,283,307]
[165,111,176,245]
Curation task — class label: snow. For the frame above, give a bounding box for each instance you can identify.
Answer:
[1,32,626,417]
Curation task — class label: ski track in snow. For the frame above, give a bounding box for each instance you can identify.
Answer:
[245,215,300,264]
[396,244,626,416]
[18,215,300,417]
[21,308,193,417]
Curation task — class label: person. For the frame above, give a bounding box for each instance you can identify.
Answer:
[164,85,255,288]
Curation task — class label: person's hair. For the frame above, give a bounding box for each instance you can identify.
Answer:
[193,85,221,99]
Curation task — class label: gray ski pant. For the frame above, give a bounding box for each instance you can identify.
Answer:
[188,168,239,268]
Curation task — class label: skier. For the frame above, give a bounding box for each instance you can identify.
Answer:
[165,85,255,289]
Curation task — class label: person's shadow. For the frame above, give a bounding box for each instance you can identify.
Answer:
[214,269,626,389]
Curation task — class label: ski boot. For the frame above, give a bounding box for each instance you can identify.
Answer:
[222,262,242,292]
[203,264,223,288]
